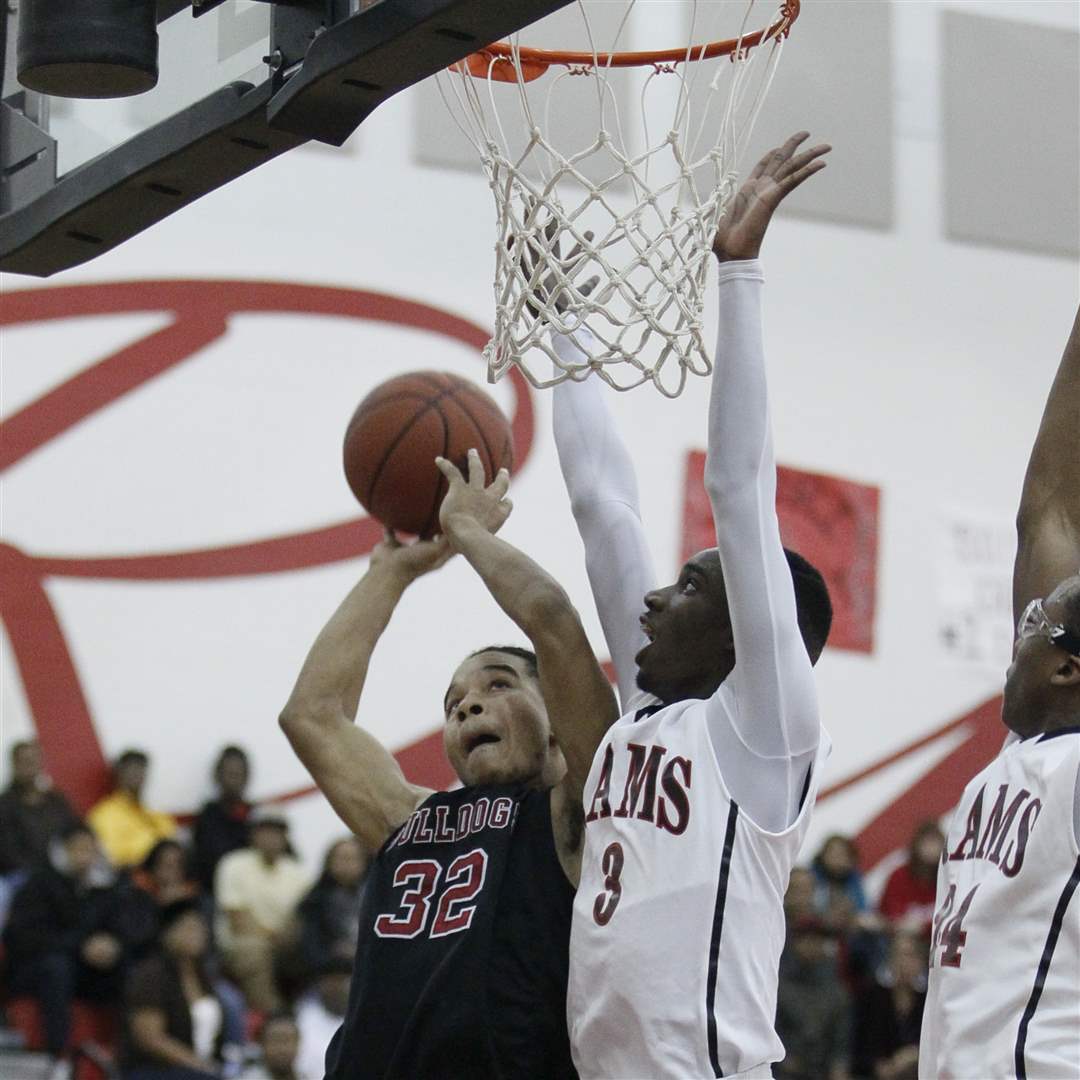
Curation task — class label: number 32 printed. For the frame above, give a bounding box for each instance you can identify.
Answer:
[375,849,489,939]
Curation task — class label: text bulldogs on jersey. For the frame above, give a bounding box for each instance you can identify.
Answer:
[391,795,518,848]
[945,782,1042,877]
[585,742,693,835]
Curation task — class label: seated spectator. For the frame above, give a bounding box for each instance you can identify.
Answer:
[811,835,886,990]
[214,808,308,1013]
[122,900,222,1080]
[128,840,203,958]
[775,916,852,1080]
[812,834,869,915]
[294,959,350,1080]
[3,821,133,1070]
[878,821,944,932]
[239,1014,301,1080]
[0,739,78,876]
[0,739,78,930]
[852,930,927,1080]
[287,837,366,987]
[88,750,177,868]
[192,748,253,894]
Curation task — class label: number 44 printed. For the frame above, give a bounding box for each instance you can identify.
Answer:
[374,849,489,940]
[930,883,980,968]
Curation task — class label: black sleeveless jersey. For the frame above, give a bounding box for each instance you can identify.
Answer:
[325,784,577,1079]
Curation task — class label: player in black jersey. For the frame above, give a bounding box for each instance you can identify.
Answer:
[280,450,617,1079]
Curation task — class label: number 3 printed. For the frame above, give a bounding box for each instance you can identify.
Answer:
[593,841,624,926]
[375,849,489,940]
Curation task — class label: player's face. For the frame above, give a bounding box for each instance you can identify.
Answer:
[635,549,735,702]
[1002,578,1080,736]
[442,651,563,788]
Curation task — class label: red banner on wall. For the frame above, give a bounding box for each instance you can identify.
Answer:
[681,452,880,653]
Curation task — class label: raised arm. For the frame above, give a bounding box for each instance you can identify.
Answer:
[1014,304,1080,619]
[551,341,658,712]
[437,450,619,883]
[703,134,831,832]
[278,537,446,853]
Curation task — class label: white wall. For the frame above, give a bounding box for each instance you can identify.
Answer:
[2,0,1077,880]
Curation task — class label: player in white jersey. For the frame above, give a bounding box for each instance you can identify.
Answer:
[544,133,834,1078]
[920,305,1080,1080]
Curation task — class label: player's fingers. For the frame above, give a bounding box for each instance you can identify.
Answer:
[770,131,810,170]
[778,158,827,196]
[777,143,831,181]
[434,456,462,483]
[579,274,601,299]
[466,448,485,488]
[490,468,511,499]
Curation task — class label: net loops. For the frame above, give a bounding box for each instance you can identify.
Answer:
[437,0,792,396]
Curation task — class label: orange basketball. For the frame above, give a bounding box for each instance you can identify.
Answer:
[343,372,514,539]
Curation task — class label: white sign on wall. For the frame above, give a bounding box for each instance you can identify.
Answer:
[936,510,1015,670]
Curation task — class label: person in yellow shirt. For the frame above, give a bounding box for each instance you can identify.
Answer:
[87,749,177,867]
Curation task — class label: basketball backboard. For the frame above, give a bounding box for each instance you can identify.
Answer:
[0,0,575,277]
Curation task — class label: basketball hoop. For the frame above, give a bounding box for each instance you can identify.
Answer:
[438,1,799,397]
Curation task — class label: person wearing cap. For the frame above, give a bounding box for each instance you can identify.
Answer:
[213,807,308,1013]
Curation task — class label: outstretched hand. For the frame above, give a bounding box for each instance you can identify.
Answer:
[436,448,513,541]
[369,529,453,582]
[713,132,831,262]
[519,202,601,321]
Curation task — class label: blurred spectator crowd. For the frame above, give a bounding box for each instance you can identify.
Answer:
[0,741,365,1080]
[0,737,944,1080]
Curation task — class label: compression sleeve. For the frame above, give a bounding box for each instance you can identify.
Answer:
[704,260,821,832]
[551,331,658,714]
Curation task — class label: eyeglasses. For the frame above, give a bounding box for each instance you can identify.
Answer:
[1016,598,1080,657]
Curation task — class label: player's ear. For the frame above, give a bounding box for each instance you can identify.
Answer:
[1049,654,1080,687]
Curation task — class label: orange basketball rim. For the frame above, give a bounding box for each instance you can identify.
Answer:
[454,0,800,83]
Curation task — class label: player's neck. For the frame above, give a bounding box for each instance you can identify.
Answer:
[660,665,732,705]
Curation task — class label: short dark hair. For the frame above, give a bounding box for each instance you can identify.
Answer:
[141,837,187,875]
[11,740,36,760]
[213,744,249,776]
[115,748,149,769]
[783,548,832,665]
[467,645,539,680]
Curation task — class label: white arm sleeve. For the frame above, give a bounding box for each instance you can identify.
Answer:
[551,331,658,714]
[704,260,821,832]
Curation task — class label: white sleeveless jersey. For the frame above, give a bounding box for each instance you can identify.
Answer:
[920,728,1080,1080]
[568,697,827,1079]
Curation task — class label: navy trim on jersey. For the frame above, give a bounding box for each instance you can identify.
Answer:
[1037,725,1080,743]
[706,801,740,1077]
[1014,855,1080,1079]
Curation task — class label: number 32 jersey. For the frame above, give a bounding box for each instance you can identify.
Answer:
[920,728,1080,1080]
[325,784,577,1079]
[568,700,827,1079]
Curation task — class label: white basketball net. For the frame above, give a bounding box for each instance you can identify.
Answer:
[437,1,792,396]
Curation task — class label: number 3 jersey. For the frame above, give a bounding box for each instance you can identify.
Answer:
[325,784,577,1080]
[920,728,1080,1080]
[567,700,827,1079]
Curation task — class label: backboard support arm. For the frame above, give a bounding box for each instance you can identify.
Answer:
[0,0,574,277]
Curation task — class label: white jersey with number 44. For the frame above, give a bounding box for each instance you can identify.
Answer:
[920,729,1080,1080]
[567,697,827,1079]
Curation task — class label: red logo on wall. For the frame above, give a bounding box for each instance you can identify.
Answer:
[0,280,535,810]
[681,452,880,653]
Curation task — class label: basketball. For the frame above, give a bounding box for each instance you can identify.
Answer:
[343,371,514,538]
